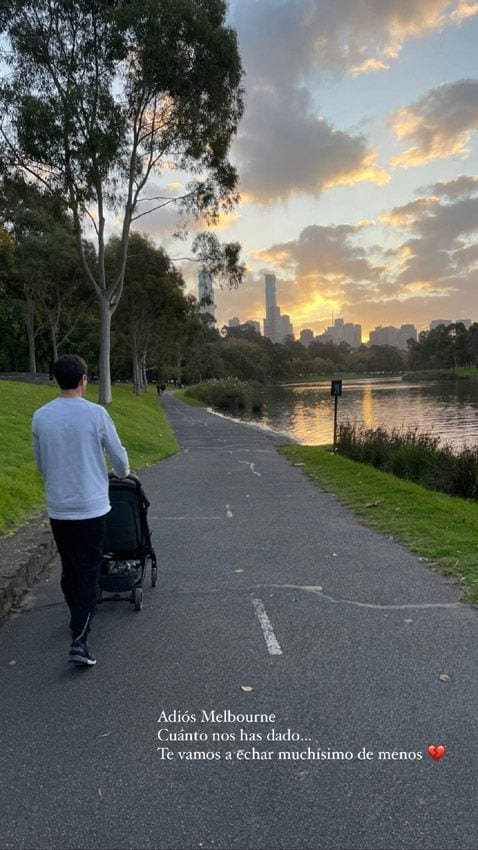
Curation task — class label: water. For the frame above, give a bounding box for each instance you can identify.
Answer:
[238,377,478,449]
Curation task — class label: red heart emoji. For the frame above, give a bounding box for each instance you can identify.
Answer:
[428,745,446,761]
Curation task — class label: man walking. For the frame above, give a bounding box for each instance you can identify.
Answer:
[32,354,129,666]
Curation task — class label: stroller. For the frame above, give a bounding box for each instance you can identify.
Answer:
[98,473,158,611]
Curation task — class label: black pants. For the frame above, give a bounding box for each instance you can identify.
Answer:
[50,515,106,640]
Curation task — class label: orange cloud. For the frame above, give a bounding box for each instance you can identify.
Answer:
[390,79,478,168]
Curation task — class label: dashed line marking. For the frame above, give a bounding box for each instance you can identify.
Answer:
[226,504,233,518]
[252,598,283,655]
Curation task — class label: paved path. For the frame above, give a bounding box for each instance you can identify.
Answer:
[1,393,478,850]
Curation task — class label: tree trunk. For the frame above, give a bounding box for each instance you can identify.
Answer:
[50,319,59,363]
[98,297,112,404]
[133,355,141,395]
[141,354,148,391]
[25,291,37,374]
[131,325,141,395]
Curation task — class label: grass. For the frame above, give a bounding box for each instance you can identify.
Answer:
[0,380,179,535]
[336,422,478,500]
[175,388,208,407]
[402,367,478,381]
[280,444,478,603]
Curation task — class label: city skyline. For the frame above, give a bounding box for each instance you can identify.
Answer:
[136,2,478,338]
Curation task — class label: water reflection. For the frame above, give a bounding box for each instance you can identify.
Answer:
[240,377,478,449]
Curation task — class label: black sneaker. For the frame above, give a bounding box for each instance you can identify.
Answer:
[69,638,96,666]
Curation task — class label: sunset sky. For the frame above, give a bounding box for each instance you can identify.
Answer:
[141,0,478,341]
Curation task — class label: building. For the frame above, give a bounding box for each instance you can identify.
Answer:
[398,324,417,349]
[263,274,281,342]
[198,267,215,324]
[317,317,362,348]
[263,274,294,342]
[244,320,261,334]
[300,329,314,347]
[455,319,472,329]
[368,324,417,349]
[429,319,451,331]
[280,315,294,341]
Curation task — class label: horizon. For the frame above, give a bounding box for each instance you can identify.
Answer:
[135,1,478,340]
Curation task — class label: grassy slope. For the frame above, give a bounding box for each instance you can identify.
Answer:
[0,381,178,534]
[280,445,478,603]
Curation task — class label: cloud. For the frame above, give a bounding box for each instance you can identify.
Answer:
[381,187,478,289]
[234,182,478,332]
[235,86,388,203]
[246,223,389,326]
[381,198,439,226]
[390,79,478,167]
[231,0,478,81]
[229,0,478,203]
[422,174,478,199]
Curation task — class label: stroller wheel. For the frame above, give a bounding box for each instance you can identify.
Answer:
[133,587,143,611]
[151,564,158,588]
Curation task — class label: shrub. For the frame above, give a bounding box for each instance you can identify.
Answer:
[184,378,263,413]
[337,421,478,501]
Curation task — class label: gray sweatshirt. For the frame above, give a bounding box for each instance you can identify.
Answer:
[32,397,130,520]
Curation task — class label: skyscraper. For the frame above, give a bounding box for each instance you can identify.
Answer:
[198,267,215,324]
[264,273,293,342]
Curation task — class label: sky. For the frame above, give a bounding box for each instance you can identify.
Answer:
[141,0,478,341]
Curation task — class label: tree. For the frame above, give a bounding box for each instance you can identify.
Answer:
[108,231,189,393]
[0,177,94,369]
[0,0,244,402]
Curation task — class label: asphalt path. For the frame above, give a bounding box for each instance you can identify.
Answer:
[1,392,478,850]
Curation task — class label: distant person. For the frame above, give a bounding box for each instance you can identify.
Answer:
[156,384,161,396]
[32,354,129,667]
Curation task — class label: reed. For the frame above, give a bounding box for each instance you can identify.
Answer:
[337,421,478,500]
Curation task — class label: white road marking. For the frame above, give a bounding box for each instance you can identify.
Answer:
[226,504,233,518]
[252,598,283,655]
[238,461,262,476]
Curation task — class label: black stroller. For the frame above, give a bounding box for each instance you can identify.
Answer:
[98,474,158,611]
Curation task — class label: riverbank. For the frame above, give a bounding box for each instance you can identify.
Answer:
[0,380,179,534]
[402,367,478,381]
[280,444,478,603]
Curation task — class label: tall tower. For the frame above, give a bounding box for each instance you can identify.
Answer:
[198,267,215,324]
[263,274,281,342]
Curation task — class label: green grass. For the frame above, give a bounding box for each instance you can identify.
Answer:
[175,388,208,407]
[0,380,179,535]
[280,444,478,603]
[402,367,478,381]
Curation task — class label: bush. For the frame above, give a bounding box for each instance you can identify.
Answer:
[184,378,263,413]
[337,421,478,500]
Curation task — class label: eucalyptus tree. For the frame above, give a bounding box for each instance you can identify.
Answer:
[0,177,94,369]
[0,0,244,402]
[108,231,189,394]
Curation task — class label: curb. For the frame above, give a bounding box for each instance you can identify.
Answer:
[0,515,57,623]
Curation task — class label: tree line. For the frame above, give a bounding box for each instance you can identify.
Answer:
[0,0,244,402]
[3,210,478,389]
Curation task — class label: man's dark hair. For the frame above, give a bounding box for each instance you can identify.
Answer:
[53,355,88,390]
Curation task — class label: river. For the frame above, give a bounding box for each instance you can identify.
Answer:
[235,377,478,449]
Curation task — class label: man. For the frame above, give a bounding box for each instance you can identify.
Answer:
[32,354,129,667]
